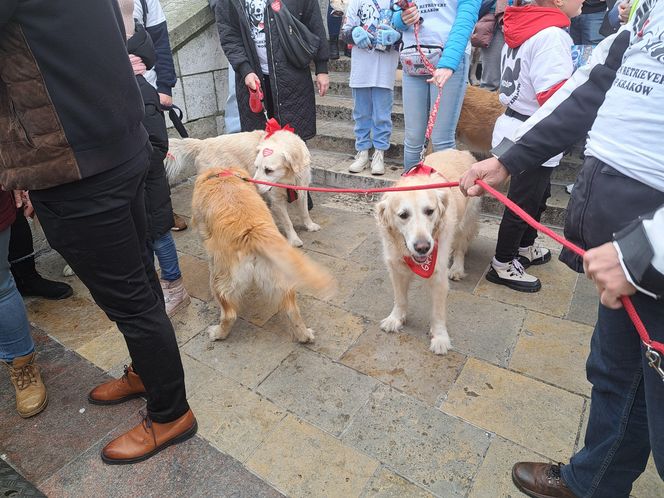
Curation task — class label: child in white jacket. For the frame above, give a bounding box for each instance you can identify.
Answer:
[341,0,401,175]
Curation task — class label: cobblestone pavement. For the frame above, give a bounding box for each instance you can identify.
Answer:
[1,181,661,498]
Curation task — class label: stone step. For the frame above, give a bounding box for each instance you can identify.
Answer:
[316,94,405,126]
[309,148,570,228]
[318,71,404,101]
[327,56,352,73]
[310,119,405,159]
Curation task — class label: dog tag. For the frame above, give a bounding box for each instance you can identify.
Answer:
[403,242,438,278]
[287,188,299,203]
[263,148,274,157]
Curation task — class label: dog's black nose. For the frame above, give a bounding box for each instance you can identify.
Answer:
[414,240,431,255]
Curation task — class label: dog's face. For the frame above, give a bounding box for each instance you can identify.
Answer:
[329,0,348,16]
[253,130,311,194]
[376,187,448,262]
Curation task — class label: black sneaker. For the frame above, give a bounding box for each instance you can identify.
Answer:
[486,259,541,293]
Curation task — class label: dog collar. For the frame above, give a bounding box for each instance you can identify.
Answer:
[402,164,435,177]
[403,242,438,278]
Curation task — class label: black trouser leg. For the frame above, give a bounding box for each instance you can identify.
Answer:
[494,166,553,263]
[30,145,188,423]
[8,208,33,264]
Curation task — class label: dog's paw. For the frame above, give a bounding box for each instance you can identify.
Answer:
[63,264,75,277]
[289,236,304,247]
[305,222,321,232]
[207,325,226,341]
[297,328,315,343]
[448,267,467,281]
[380,315,404,333]
[429,332,451,355]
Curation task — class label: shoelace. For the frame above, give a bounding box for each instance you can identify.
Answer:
[508,259,527,277]
[139,409,158,447]
[10,364,38,390]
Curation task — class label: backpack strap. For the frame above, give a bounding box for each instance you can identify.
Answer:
[140,0,149,26]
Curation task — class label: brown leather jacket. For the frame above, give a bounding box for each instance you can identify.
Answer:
[0,0,148,191]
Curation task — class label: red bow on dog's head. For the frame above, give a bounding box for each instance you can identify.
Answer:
[265,118,294,139]
[402,163,435,177]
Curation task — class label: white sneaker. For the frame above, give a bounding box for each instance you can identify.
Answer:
[566,183,574,195]
[160,277,191,317]
[518,244,551,268]
[486,258,541,293]
[371,149,385,175]
[349,150,370,173]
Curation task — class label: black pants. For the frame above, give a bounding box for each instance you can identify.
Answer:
[30,144,189,423]
[495,166,553,263]
[8,209,32,264]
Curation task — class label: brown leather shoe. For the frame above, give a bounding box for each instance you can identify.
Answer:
[88,365,146,405]
[512,462,578,498]
[5,352,48,418]
[171,212,188,231]
[101,409,197,464]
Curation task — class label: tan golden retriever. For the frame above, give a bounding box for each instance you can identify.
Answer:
[166,129,319,247]
[192,167,335,343]
[456,85,504,155]
[376,150,480,355]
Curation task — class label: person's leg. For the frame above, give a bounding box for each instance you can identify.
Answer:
[371,87,393,151]
[154,231,190,317]
[30,147,189,424]
[224,64,242,134]
[581,11,606,45]
[327,3,342,60]
[430,54,469,152]
[560,293,659,497]
[402,74,430,171]
[0,226,33,362]
[9,209,72,300]
[569,16,583,45]
[480,26,504,91]
[517,168,553,266]
[349,87,373,173]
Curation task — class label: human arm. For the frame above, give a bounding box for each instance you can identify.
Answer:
[216,0,255,82]
[437,0,481,71]
[301,0,330,75]
[146,21,176,99]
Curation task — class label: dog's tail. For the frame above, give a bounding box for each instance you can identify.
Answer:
[165,138,204,181]
[254,229,336,299]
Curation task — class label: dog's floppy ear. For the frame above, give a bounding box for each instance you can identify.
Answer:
[436,189,450,214]
[375,198,389,226]
[282,138,311,177]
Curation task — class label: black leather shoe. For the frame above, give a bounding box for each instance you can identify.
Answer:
[512,462,577,498]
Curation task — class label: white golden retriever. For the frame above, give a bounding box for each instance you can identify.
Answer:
[165,129,319,247]
[375,150,480,355]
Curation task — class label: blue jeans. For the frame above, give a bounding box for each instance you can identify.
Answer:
[225,64,241,134]
[352,87,394,151]
[402,54,469,170]
[561,293,664,497]
[153,231,182,282]
[570,11,606,45]
[0,225,33,362]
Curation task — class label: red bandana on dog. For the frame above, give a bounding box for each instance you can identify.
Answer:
[265,118,294,138]
[403,242,438,278]
[402,164,435,177]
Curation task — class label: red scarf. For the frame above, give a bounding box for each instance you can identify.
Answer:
[403,242,438,278]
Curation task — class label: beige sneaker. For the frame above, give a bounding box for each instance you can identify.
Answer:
[160,277,191,317]
[5,352,48,418]
[371,149,385,175]
[349,150,370,173]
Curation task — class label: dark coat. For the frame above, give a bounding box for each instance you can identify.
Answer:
[216,0,329,141]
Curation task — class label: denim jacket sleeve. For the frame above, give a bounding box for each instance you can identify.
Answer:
[438,0,481,71]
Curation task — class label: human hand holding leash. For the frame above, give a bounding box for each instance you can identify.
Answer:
[352,27,373,49]
[401,4,420,25]
[13,190,34,218]
[245,72,261,91]
[583,242,636,309]
[427,67,453,88]
[460,157,510,197]
[159,93,173,108]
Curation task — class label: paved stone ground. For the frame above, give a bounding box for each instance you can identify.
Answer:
[2,180,662,498]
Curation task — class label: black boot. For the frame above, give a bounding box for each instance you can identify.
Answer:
[11,257,73,300]
[329,37,340,60]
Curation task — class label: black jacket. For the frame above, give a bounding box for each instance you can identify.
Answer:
[0,0,148,190]
[216,0,329,140]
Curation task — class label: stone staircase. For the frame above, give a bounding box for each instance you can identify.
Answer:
[309,56,584,228]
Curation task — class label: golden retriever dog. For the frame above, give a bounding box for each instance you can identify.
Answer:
[456,85,504,155]
[166,129,319,247]
[192,167,335,343]
[375,149,480,355]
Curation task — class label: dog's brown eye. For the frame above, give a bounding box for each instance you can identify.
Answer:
[424,208,434,216]
[264,168,273,175]
[398,211,410,220]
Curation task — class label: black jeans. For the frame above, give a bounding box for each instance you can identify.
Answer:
[30,144,189,423]
[494,166,553,263]
[8,209,32,264]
